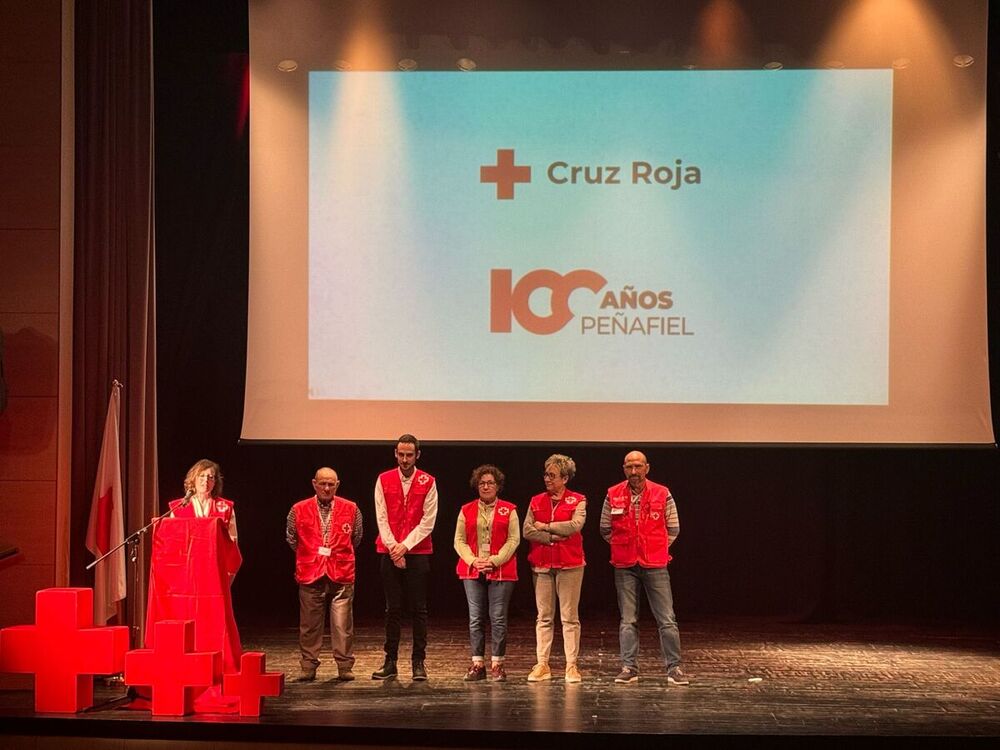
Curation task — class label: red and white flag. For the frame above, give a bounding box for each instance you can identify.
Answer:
[85,382,126,624]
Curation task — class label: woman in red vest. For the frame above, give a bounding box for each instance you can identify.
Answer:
[168,459,238,543]
[522,454,587,683]
[454,464,520,682]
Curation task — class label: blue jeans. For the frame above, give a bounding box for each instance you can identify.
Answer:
[463,577,515,658]
[615,565,682,670]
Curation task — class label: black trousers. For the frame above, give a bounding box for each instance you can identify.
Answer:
[379,553,430,662]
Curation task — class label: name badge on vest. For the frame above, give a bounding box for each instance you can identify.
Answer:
[318,546,332,557]
[610,507,625,515]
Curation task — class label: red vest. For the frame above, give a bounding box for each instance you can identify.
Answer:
[169,496,234,526]
[292,496,357,585]
[455,499,518,581]
[526,490,586,569]
[375,469,435,555]
[606,480,671,568]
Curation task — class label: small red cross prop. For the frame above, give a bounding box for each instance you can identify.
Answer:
[0,587,129,713]
[125,619,221,715]
[222,651,285,716]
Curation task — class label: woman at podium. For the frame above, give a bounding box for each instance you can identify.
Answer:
[144,458,243,712]
[168,459,238,543]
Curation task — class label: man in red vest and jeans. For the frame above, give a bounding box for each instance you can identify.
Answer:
[600,450,691,686]
[372,434,438,681]
[286,466,363,682]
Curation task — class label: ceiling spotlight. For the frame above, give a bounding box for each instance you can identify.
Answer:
[825,60,846,69]
[398,58,418,71]
[276,59,298,73]
[952,54,974,68]
[457,57,477,71]
[334,59,352,71]
[763,61,783,70]
[891,58,911,70]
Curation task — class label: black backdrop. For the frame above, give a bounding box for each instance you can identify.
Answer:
[153,2,1000,629]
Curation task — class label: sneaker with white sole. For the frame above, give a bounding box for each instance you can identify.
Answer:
[666,666,690,686]
[614,667,639,684]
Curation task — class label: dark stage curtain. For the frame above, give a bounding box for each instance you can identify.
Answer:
[71,0,159,643]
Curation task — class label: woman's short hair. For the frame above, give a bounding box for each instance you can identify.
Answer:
[470,464,505,493]
[544,454,576,481]
[183,458,223,498]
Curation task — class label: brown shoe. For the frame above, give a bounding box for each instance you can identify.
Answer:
[490,663,507,682]
[666,666,690,686]
[337,669,355,682]
[464,663,487,681]
[565,664,582,683]
[527,663,551,682]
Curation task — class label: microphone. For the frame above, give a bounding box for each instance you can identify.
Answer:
[180,487,195,507]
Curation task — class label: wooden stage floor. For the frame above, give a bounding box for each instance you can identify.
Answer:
[2,617,999,746]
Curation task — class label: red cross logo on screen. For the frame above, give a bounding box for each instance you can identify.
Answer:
[480,149,531,200]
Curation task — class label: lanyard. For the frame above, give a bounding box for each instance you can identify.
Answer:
[316,497,333,544]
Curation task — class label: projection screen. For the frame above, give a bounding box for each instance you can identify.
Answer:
[244,0,993,444]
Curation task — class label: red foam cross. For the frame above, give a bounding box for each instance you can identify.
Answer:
[0,587,129,712]
[125,619,221,715]
[222,651,285,717]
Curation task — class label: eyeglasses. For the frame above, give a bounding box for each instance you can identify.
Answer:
[314,481,338,487]
[478,480,497,487]
[543,472,563,480]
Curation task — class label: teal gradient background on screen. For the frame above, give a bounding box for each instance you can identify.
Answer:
[308,70,891,404]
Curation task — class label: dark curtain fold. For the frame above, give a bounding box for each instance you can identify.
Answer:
[71,0,158,644]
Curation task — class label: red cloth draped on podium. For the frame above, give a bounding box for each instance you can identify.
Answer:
[141,517,243,712]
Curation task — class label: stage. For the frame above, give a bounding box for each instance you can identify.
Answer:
[2,617,998,746]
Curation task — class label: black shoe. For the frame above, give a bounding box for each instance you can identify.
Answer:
[371,659,398,680]
[412,661,428,681]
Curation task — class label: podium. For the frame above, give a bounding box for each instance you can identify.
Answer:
[143,517,242,711]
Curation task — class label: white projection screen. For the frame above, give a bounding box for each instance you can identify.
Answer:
[244,0,993,444]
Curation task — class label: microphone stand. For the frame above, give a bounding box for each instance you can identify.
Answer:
[85,508,171,707]
[87,510,171,648]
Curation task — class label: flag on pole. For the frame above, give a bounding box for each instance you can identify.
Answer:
[85,381,126,624]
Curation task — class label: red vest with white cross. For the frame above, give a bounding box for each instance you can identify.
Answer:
[455,499,518,581]
[169,496,234,526]
[375,469,435,554]
[293,496,357,584]
[526,490,586,569]
[606,479,672,568]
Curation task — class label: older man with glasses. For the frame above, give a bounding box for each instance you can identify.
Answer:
[286,466,363,682]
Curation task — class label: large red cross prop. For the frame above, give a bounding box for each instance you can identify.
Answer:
[0,587,129,712]
[125,619,221,715]
[223,651,284,716]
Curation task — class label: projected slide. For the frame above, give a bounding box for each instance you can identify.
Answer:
[308,71,891,405]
